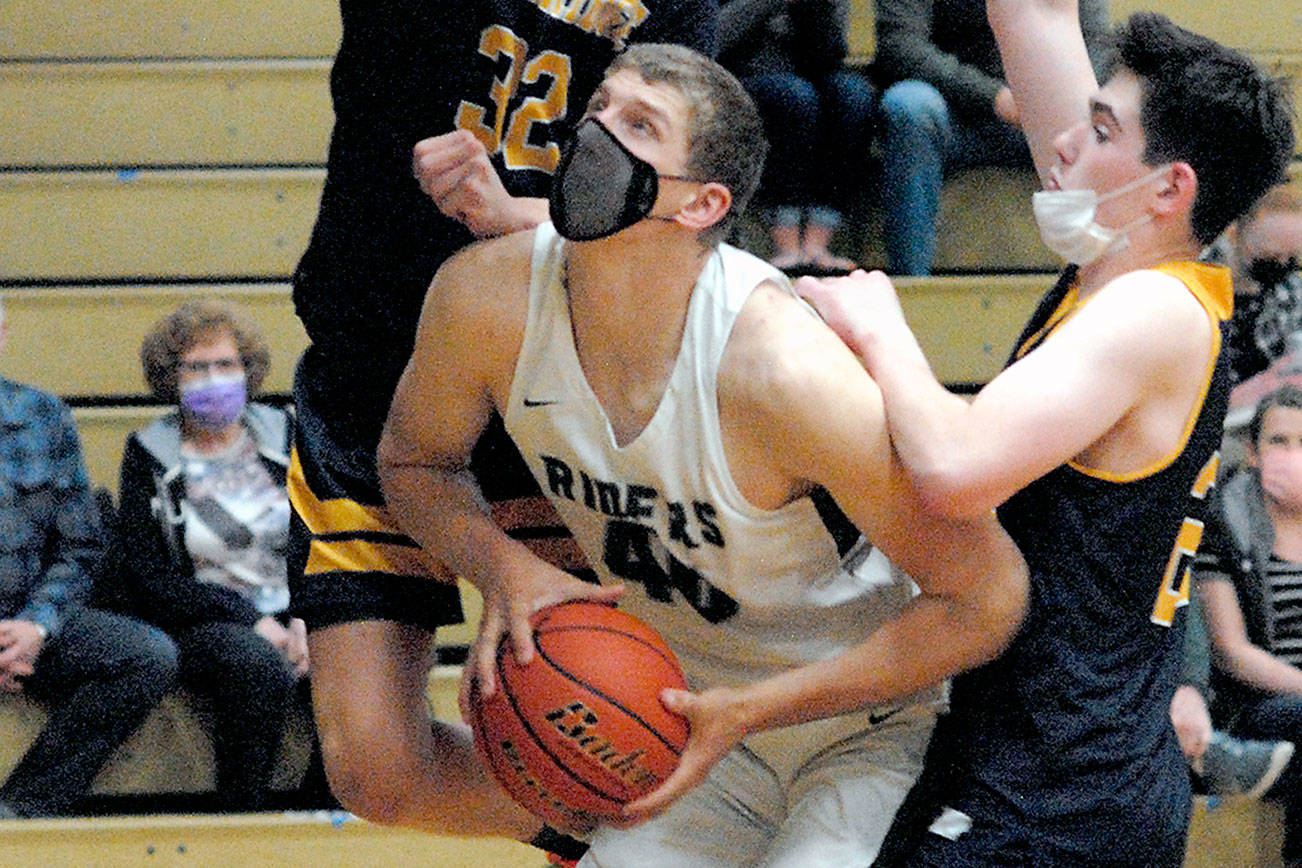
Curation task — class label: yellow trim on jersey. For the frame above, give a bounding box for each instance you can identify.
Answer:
[1066,261,1231,483]
[287,447,399,537]
[303,536,429,577]
[1014,285,1081,362]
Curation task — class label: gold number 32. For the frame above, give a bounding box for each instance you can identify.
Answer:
[455,25,573,174]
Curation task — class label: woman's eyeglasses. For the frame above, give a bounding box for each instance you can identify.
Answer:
[176,357,242,375]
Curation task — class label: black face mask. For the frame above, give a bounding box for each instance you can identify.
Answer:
[1247,256,1300,291]
[548,118,697,241]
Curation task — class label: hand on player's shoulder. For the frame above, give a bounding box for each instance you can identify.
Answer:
[796,269,909,364]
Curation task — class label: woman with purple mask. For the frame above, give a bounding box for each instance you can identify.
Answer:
[114,300,316,811]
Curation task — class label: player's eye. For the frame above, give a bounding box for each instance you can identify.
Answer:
[627,115,658,139]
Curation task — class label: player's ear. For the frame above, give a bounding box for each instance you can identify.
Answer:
[674,182,732,233]
[1153,161,1196,219]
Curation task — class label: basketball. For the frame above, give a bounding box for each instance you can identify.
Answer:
[469,600,690,829]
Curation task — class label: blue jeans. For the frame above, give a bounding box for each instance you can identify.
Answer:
[743,69,877,229]
[880,80,1031,275]
[0,606,178,816]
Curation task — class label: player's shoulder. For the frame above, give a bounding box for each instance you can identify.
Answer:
[440,227,535,278]
[1065,265,1219,382]
[429,229,536,315]
[725,279,878,415]
[735,278,862,361]
[1079,266,1214,343]
[1094,265,1210,313]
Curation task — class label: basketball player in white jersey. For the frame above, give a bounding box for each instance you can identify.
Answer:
[378,44,1028,866]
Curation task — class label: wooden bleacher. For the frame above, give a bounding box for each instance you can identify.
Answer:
[0,811,544,867]
[0,275,1041,490]
[0,0,1298,863]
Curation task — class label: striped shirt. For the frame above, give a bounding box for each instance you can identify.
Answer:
[1266,554,1302,667]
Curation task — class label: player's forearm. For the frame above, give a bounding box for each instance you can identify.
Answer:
[865,345,994,516]
[728,551,1028,732]
[379,460,537,591]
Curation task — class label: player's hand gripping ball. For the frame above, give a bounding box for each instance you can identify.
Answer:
[469,601,690,829]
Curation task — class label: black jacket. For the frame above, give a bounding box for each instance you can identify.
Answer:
[113,404,292,631]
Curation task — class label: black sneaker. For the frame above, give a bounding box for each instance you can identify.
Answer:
[1196,731,1294,799]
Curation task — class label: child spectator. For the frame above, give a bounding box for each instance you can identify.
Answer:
[1172,584,1293,798]
[1197,384,1302,864]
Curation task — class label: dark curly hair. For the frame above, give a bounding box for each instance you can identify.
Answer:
[140,299,271,403]
[1109,12,1295,245]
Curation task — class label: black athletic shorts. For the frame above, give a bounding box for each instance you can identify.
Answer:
[287,345,584,632]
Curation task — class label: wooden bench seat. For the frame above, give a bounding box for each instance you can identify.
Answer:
[1185,796,1287,868]
[0,665,466,807]
[0,690,315,798]
[0,168,323,281]
[0,0,339,60]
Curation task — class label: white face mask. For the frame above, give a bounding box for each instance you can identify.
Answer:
[1032,164,1170,265]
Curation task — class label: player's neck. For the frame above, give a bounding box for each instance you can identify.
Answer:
[562,238,710,444]
[1074,223,1200,299]
[563,234,709,326]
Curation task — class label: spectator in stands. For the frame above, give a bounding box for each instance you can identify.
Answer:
[1205,185,1302,384]
[116,300,308,812]
[1197,384,1302,864]
[0,298,178,819]
[1171,583,1293,799]
[872,0,1110,275]
[719,0,875,273]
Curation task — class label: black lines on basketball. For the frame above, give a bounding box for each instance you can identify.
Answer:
[471,600,689,822]
[534,625,686,756]
[494,640,628,808]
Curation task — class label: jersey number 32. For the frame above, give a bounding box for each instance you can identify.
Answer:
[456,25,573,174]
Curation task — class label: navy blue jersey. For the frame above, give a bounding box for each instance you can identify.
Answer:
[293,0,717,413]
[935,262,1233,856]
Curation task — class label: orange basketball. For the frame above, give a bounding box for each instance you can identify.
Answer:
[469,600,690,829]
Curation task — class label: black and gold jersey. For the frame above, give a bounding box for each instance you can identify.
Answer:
[942,261,1233,844]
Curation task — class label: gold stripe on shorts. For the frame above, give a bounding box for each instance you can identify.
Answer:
[288,446,397,537]
[304,536,430,578]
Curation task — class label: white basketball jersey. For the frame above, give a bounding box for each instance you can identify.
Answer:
[504,223,937,709]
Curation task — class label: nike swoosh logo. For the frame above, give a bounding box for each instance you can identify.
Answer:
[523,398,559,407]
[868,707,900,727]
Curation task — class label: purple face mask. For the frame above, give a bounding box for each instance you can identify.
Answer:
[179,372,247,431]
